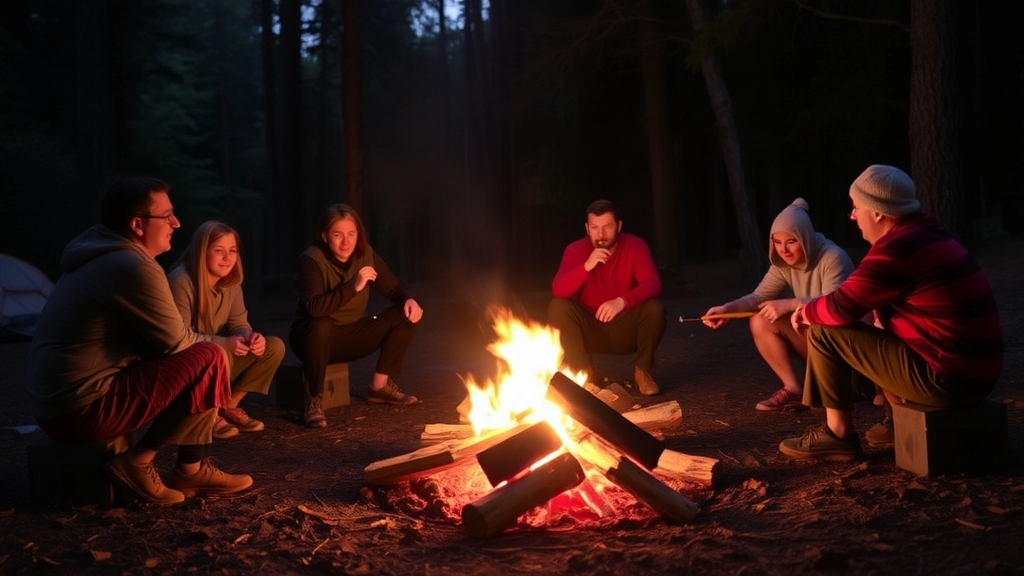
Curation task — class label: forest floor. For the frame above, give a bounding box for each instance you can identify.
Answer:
[1,238,1022,575]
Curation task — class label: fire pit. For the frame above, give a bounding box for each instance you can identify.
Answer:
[364,307,718,538]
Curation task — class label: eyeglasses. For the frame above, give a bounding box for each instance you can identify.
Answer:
[139,211,176,224]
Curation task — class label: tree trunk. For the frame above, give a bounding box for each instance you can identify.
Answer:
[639,3,678,272]
[279,0,304,265]
[430,0,453,280]
[260,0,284,289]
[342,0,365,215]
[909,0,963,239]
[683,0,766,284]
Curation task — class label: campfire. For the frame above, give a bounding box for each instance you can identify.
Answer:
[364,307,718,538]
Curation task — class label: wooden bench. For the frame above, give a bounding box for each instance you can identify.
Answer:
[275,362,350,412]
[27,433,137,507]
[892,398,1008,477]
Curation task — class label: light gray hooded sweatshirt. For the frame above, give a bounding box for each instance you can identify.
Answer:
[24,225,197,418]
[735,198,855,309]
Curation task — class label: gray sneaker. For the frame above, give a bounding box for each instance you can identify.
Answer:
[368,379,419,405]
[305,396,327,428]
[104,452,185,506]
[779,423,863,461]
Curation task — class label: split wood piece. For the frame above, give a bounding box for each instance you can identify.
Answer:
[576,434,699,524]
[476,421,564,487]
[546,372,665,470]
[461,451,586,539]
[622,400,683,432]
[583,382,637,413]
[364,422,531,486]
[421,423,475,444]
[653,449,719,486]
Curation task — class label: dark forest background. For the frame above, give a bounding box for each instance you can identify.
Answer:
[2,0,1022,302]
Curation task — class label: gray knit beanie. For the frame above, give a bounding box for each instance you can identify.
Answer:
[849,164,920,217]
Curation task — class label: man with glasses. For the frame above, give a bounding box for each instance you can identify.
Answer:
[25,177,253,504]
[778,164,1003,460]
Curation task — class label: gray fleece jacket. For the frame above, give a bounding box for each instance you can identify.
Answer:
[735,198,855,309]
[24,225,197,418]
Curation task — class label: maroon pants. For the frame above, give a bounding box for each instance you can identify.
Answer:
[36,342,231,448]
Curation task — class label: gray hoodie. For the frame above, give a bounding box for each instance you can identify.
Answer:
[736,198,854,309]
[24,225,197,418]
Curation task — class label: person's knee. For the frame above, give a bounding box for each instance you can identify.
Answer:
[263,335,286,362]
[547,298,575,325]
[191,341,228,369]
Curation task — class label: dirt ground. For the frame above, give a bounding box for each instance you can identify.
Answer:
[1,238,1022,575]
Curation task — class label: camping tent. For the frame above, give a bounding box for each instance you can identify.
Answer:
[0,253,53,340]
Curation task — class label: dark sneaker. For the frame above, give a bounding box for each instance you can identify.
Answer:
[756,388,807,412]
[368,379,419,405]
[633,367,660,396]
[104,452,185,506]
[865,415,894,448]
[213,416,239,439]
[305,396,327,428]
[779,423,863,461]
[221,407,264,433]
[167,458,253,497]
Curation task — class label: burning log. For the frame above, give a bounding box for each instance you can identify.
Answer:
[365,423,531,485]
[476,421,563,487]
[546,372,664,470]
[461,451,586,539]
[421,400,684,445]
[654,449,719,486]
[576,435,699,524]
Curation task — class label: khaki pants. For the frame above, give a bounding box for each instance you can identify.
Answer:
[803,323,991,410]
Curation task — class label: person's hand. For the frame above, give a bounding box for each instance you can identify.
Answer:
[595,297,625,323]
[227,335,251,356]
[702,305,728,329]
[584,248,612,272]
[757,300,789,324]
[246,332,266,356]
[355,266,377,292]
[404,299,423,324]
[791,305,808,336]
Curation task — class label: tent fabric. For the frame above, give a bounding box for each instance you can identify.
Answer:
[0,253,53,339]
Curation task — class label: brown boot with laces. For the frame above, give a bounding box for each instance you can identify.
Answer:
[167,457,253,497]
[633,366,660,396]
[104,452,185,505]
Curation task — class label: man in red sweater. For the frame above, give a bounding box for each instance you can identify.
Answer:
[548,199,665,396]
[781,165,1003,460]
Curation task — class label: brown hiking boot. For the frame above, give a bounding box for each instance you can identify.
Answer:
[305,395,327,428]
[213,416,239,439]
[368,379,419,405]
[221,406,264,433]
[865,415,895,448]
[167,458,253,497]
[104,452,185,506]
[633,367,660,396]
[756,388,807,412]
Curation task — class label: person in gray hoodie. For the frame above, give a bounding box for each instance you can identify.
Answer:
[24,177,253,505]
[702,198,855,411]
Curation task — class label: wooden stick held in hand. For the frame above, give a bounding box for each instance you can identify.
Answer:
[678,311,758,323]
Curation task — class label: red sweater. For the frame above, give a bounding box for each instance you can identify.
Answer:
[552,233,662,313]
[803,213,1002,384]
